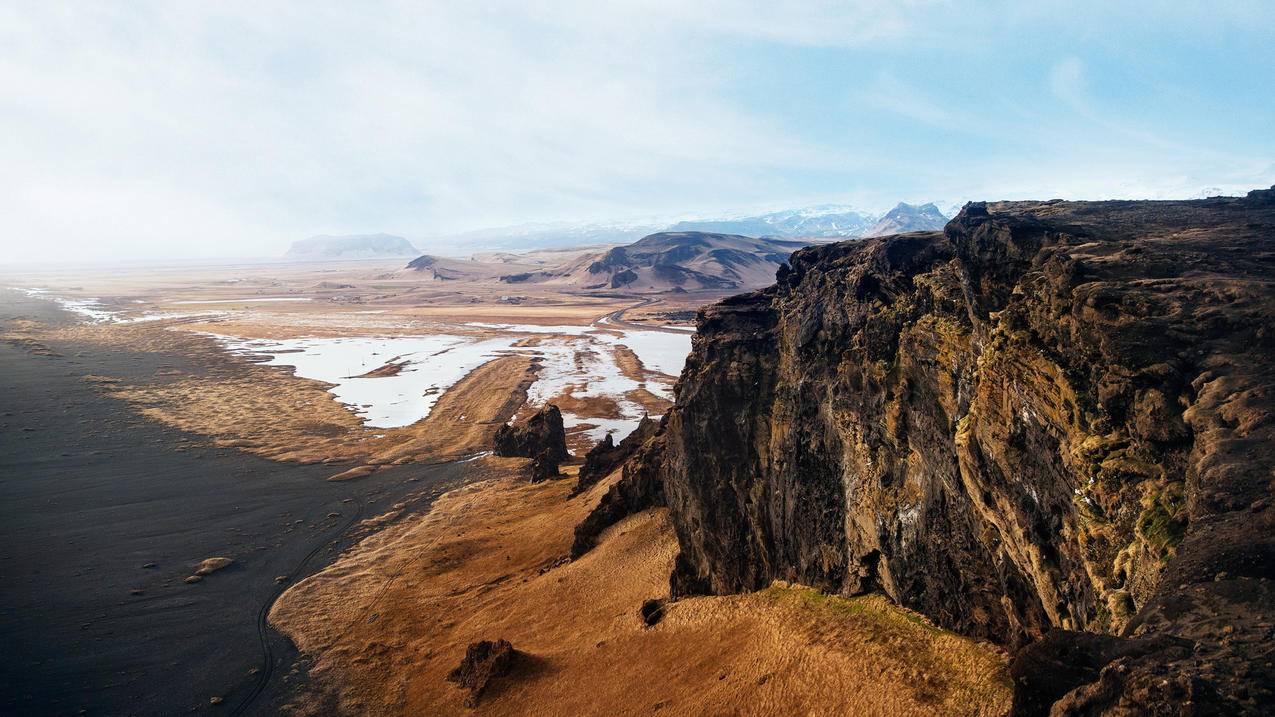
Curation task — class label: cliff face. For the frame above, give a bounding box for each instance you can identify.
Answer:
[579,189,1275,713]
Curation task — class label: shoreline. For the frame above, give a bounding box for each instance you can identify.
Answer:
[0,290,478,716]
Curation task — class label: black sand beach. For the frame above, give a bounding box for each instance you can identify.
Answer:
[0,290,472,715]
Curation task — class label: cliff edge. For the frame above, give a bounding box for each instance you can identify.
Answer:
[576,188,1275,714]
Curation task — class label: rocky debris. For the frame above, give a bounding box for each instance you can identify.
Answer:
[575,188,1275,714]
[446,639,516,708]
[574,415,659,494]
[493,405,569,464]
[183,575,202,584]
[195,557,234,576]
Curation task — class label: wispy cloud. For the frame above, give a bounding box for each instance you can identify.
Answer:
[0,1,1271,262]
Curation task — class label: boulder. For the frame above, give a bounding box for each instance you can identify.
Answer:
[446,639,516,708]
[493,405,568,463]
[195,557,234,576]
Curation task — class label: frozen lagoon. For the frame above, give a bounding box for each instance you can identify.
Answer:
[215,334,525,428]
[24,283,696,443]
[210,321,694,441]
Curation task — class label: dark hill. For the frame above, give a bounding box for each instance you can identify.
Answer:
[570,231,811,292]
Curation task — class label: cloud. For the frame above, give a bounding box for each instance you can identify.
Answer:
[0,1,1271,263]
[3,1,886,262]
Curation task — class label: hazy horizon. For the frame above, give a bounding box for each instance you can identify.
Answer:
[3,1,1273,263]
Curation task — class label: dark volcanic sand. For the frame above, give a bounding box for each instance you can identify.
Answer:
[0,290,474,716]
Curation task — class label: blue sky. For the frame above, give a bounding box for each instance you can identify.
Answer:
[2,1,1272,262]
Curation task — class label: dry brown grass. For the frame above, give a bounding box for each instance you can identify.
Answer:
[6,318,537,466]
[624,387,672,417]
[610,343,649,382]
[270,464,1011,716]
[111,350,536,465]
[543,387,624,420]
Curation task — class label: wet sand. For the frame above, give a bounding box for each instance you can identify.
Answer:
[0,290,473,716]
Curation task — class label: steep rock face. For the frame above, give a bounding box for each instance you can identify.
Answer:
[580,189,1275,712]
[574,416,659,494]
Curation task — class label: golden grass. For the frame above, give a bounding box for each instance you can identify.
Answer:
[270,464,1011,716]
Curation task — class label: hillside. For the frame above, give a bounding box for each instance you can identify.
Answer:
[284,233,418,259]
[502,231,812,293]
[404,253,540,281]
[576,188,1275,714]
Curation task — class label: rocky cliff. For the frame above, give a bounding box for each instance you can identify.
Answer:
[576,189,1275,714]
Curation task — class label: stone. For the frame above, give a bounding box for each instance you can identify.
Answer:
[446,639,516,708]
[492,405,568,463]
[527,453,560,483]
[194,557,234,576]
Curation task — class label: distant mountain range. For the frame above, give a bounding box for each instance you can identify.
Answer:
[666,205,877,238]
[408,231,817,294]
[316,201,954,260]
[284,233,418,259]
[418,202,952,253]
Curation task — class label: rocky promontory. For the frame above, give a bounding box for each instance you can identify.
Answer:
[577,188,1275,714]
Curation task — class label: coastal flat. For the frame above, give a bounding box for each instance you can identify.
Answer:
[0,292,478,715]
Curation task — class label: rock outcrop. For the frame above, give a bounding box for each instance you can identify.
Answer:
[493,405,569,465]
[445,639,516,708]
[577,189,1275,713]
[574,415,659,494]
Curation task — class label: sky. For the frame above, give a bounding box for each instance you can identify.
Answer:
[2,1,1273,263]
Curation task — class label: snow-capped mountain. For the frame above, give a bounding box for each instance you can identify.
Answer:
[861,202,949,237]
[418,201,951,254]
[665,204,876,238]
